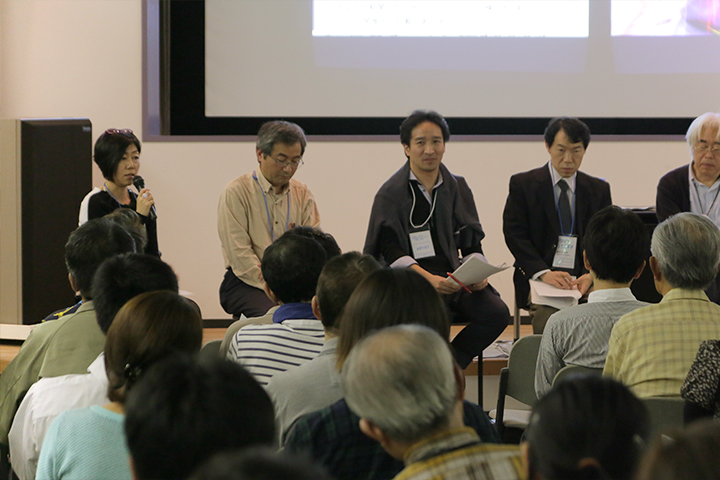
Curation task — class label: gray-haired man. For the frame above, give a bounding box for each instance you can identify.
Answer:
[604,212,720,398]
[218,121,321,318]
[343,325,524,480]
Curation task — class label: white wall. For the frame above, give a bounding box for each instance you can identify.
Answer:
[0,0,690,320]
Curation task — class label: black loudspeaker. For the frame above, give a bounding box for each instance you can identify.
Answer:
[1,118,92,327]
[629,208,663,304]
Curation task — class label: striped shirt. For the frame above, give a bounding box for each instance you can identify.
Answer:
[535,288,647,397]
[604,288,720,398]
[227,319,324,385]
[395,428,523,480]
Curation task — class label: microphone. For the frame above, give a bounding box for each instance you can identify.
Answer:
[132,175,158,220]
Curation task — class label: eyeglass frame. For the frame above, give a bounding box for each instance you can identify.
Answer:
[694,142,720,155]
[266,153,304,169]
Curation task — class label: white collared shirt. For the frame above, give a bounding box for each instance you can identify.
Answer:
[587,287,637,304]
[8,354,109,480]
[688,163,720,228]
[409,170,444,204]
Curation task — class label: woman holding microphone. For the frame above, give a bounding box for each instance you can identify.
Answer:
[79,128,159,256]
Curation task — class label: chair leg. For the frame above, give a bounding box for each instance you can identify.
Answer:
[496,367,509,440]
[513,304,521,341]
[477,357,483,408]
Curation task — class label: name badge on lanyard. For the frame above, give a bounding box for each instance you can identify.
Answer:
[410,229,436,259]
[552,235,577,269]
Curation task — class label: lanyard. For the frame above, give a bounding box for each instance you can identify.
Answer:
[550,168,576,236]
[693,181,720,216]
[409,181,439,229]
[253,171,290,242]
[103,184,131,208]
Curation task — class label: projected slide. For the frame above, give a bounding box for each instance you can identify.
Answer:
[313,1,589,38]
[612,0,719,36]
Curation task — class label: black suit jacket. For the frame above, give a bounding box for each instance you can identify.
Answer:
[656,164,691,221]
[502,164,612,308]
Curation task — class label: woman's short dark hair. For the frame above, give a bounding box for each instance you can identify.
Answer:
[336,268,450,368]
[94,129,141,181]
[525,375,649,480]
[104,291,203,404]
[399,110,450,147]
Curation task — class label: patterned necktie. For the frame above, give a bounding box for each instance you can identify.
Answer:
[558,180,572,235]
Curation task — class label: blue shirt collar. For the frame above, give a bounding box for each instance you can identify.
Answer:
[272,302,316,323]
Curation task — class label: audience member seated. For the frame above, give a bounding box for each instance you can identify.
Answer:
[636,419,720,480]
[9,254,179,480]
[125,356,275,480]
[219,227,339,354]
[535,206,649,397]
[104,208,148,254]
[344,324,524,480]
[0,218,136,459]
[681,339,720,423]
[226,230,333,384]
[604,213,720,397]
[41,209,149,322]
[189,447,334,480]
[34,291,202,480]
[266,252,380,444]
[284,268,499,480]
[524,375,650,480]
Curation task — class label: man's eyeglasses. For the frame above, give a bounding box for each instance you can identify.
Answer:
[105,128,134,136]
[268,154,304,169]
[695,143,720,155]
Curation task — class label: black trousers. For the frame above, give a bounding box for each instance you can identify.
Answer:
[446,285,510,369]
[219,269,275,318]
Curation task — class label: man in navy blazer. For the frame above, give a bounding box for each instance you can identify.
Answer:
[503,117,612,333]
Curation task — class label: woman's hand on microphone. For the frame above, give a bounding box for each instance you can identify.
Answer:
[136,188,155,217]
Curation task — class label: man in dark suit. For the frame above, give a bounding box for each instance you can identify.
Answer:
[503,117,612,333]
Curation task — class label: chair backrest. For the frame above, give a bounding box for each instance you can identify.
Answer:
[506,334,543,407]
[198,339,223,362]
[642,397,685,436]
[552,364,603,387]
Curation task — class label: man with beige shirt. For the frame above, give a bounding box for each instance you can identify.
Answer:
[218,121,321,318]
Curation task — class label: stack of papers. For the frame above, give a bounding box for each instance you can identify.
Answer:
[447,253,509,287]
[529,279,582,310]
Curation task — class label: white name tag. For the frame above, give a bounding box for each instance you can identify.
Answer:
[552,235,577,270]
[410,230,436,259]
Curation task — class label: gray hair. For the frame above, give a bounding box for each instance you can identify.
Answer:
[341,324,457,443]
[651,213,720,289]
[686,113,720,151]
[256,121,307,156]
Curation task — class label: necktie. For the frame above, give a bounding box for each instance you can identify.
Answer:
[558,180,572,235]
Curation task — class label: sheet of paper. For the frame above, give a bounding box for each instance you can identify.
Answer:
[529,279,581,310]
[447,253,509,287]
